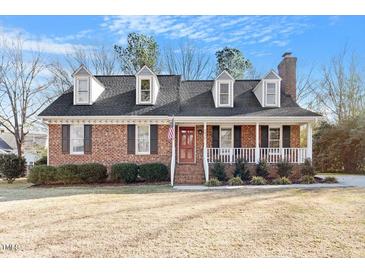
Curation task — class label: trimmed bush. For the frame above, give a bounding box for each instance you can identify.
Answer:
[78,163,107,183]
[228,176,244,186]
[323,176,338,184]
[234,158,251,181]
[111,163,138,183]
[28,165,57,185]
[56,164,81,184]
[276,159,293,178]
[256,160,269,178]
[272,177,292,185]
[211,161,226,181]
[300,175,315,184]
[250,176,267,185]
[0,154,25,183]
[205,178,222,187]
[139,163,169,182]
[301,158,315,176]
[34,156,47,166]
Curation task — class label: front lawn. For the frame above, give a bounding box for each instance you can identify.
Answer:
[0,184,364,257]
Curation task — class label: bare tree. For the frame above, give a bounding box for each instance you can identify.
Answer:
[316,50,365,122]
[50,45,120,93]
[164,42,214,80]
[0,37,55,157]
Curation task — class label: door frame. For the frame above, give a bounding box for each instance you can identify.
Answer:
[177,125,196,164]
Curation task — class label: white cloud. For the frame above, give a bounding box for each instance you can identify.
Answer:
[0,26,92,55]
[102,15,310,50]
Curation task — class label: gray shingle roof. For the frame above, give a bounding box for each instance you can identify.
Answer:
[0,137,13,151]
[39,75,321,117]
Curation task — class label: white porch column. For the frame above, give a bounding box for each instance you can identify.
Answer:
[255,122,260,163]
[307,123,313,160]
[170,119,176,186]
[203,122,209,182]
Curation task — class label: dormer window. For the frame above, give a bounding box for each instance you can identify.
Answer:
[266,82,277,105]
[136,66,159,105]
[76,77,90,104]
[213,71,235,108]
[219,83,230,106]
[140,79,152,103]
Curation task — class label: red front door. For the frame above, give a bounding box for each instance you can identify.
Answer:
[179,127,195,163]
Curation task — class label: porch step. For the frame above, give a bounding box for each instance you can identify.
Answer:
[175,164,205,184]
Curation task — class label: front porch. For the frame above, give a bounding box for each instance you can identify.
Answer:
[170,121,313,184]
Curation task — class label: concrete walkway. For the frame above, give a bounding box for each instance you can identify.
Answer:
[174,174,365,190]
[174,183,349,191]
[317,174,365,187]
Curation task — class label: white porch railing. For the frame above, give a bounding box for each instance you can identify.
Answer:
[206,148,307,164]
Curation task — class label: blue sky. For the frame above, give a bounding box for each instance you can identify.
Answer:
[0,16,364,76]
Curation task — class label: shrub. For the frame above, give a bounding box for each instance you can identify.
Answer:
[228,176,244,186]
[28,165,57,185]
[256,160,269,178]
[272,177,292,185]
[276,159,293,178]
[56,164,81,184]
[34,156,47,166]
[205,178,222,187]
[78,163,107,183]
[323,176,338,184]
[300,175,315,184]
[301,158,315,176]
[211,161,226,181]
[0,154,25,183]
[111,163,138,183]
[250,176,267,185]
[234,158,251,181]
[139,163,169,182]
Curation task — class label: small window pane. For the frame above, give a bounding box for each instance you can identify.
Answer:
[219,83,229,105]
[267,94,276,105]
[137,125,150,154]
[77,91,89,103]
[141,90,151,102]
[269,128,280,148]
[78,79,88,91]
[267,83,276,93]
[141,79,150,90]
[70,125,84,154]
[220,128,232,148]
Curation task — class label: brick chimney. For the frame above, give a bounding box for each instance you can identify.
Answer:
[278,52,297,101]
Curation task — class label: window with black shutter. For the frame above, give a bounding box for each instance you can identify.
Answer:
[61,125,70,154]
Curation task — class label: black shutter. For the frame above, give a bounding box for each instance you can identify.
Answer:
[234,126,241,148]
[283,125,291,148]
[212,126,220,148]
[61,125,70,154]
[260,125,269,148]
[127,125,135,154]
[150,125,158,154]
[84,125,92,154]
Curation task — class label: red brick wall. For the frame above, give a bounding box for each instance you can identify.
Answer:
[290,125,300,148]
[48,124,171,167]
[242,125,256,147]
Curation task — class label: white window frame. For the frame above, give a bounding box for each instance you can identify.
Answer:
[135,124,150,155]
[70,124,84,155]
[138,77,153,104]
[75,77,90,105]
[264,80,279,107]
[218,81,231,107]
[268,125,282,148]
[219,126,234,156]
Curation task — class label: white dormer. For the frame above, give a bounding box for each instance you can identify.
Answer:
[253,70,281,107]
[135,65,159,105]
[72,65,105,105]
[212,70,235,108]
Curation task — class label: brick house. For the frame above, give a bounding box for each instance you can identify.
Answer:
[39,52,321,184]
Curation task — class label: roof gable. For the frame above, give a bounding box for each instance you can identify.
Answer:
[216,70,235,81]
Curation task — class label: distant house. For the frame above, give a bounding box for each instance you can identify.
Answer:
[0,136,13,154]
[0,126,47,165]
[39,52,321,184]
